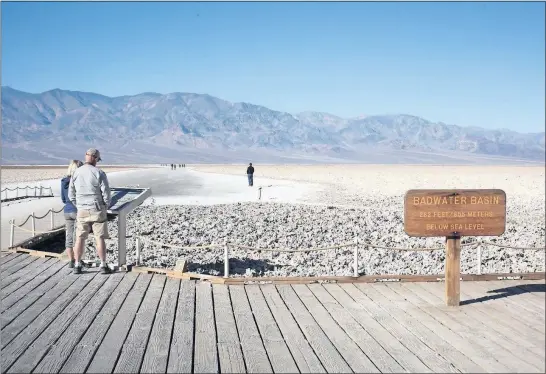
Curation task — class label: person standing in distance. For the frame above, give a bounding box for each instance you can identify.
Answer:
[246,162,254,187]
[69,148,112,274]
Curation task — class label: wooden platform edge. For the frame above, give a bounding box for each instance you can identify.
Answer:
[4,249,544,285]
[6,247,64,259]
[130,266,225,284]
[221,272,546,285]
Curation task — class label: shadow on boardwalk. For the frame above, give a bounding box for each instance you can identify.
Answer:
[461,283,545,306]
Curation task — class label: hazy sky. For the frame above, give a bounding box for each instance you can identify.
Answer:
[2,1,545,132]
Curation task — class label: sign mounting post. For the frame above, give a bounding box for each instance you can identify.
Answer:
[404,189,506,306]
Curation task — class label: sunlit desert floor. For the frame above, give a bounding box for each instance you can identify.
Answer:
[191,164,545,207]
[1,165,155,185]
[3,163,544,277]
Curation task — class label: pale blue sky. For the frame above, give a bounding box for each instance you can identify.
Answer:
[2,1,545,132]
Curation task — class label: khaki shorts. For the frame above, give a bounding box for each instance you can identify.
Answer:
[76,209,110,240]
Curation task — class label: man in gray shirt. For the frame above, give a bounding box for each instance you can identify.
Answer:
[69,148,112,274]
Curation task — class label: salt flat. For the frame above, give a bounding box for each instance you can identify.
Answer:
[3,164,544,277]
[0,165,155,185]
[191,164,545,207]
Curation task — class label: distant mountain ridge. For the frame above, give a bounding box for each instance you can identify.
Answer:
[1,86,544,164]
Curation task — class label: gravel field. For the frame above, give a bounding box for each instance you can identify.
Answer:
[73,164,545,278]
[86,201,544,277]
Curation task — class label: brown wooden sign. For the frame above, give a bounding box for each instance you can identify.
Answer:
[404,189,506,237]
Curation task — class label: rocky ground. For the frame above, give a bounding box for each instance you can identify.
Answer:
[80,199,545,277]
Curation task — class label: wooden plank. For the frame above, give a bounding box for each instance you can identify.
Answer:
[0,254,29,272]
[1,265,73,342]
[402,282,539,373]
[291,284,380,373]
[404,189,506,237]
[276,284,352,373]
[387,282,515,372]
[0,270,98,371]
[140,277,180,373]
[114,274,166,373]
[212,284,246,373]
[459,281,545,340]
[7,273,116,373]
[487,280,545,312]
[245,285,299,373]
[59,273,139,373]
[229,285,272,373]
[193,281,219,374]
[517,281,546,298]
[373,283,488,372]
[362,283,483,372]
[167,280,195,374]
[422,282,545,369]
[468,280,545,330]
[0,253,23,266]
[0,257,50,289]
[260,284,326,373]
[0,255,39,277]
[307,284,406,373]
[31,272,126,373]
[459,281,546,343]
[329,284,433,373]
[86,274,153,373]
[1,259,67,312]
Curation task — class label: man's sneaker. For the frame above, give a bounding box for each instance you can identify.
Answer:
[68,260,75,268]
[101,265,113,274]
[73,265,82,274]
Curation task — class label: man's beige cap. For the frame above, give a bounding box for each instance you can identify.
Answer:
[86,148,102,161]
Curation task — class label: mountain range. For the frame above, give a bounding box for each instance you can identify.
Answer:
[1,86,544,164]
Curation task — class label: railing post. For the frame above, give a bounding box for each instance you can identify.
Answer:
[25,186,28,197]
[258,187,262,200]
[136,237,141,266]
[31,213,36,237]
[40,185,43,197]
[50,210,55,230]
[34,186,37,197]
[353,246,359,277]
[476,245,482,275]
[224,245,229,278]
[10,220,15,248]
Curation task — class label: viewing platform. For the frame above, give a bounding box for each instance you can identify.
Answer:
[1,251,544,373]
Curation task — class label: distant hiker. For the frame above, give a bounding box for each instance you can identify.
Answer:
[171,163,174,170]
[247,163,254,186]
[61,159,83,268]
[69,148,112,275]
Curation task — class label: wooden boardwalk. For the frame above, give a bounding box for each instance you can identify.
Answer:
[1,252,544,373]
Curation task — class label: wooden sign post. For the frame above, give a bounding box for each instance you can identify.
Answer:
[404,189,506,306]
